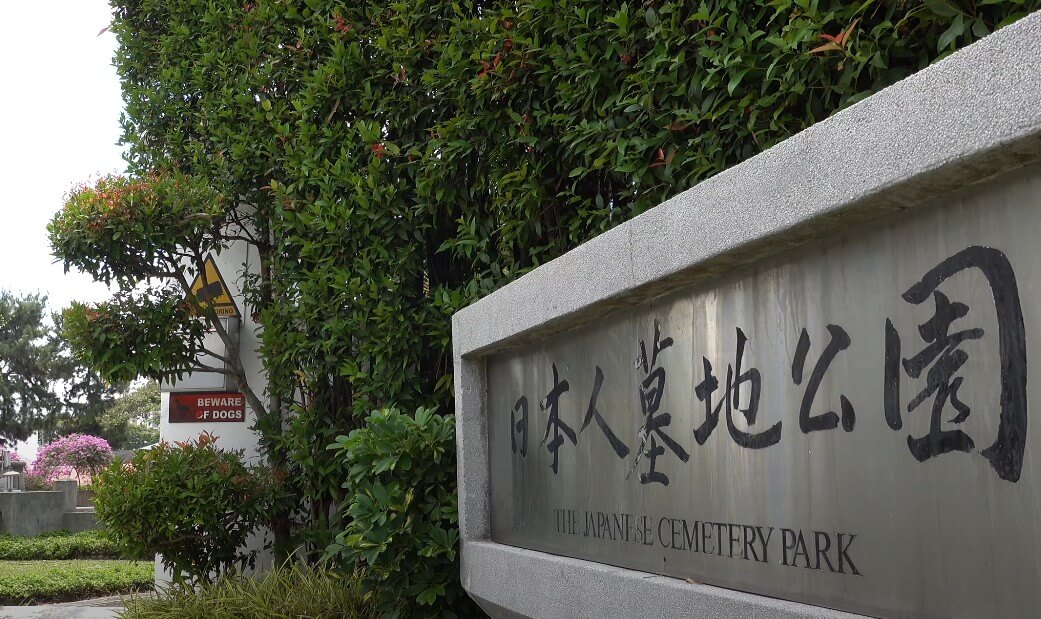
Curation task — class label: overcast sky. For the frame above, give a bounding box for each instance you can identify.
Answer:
[0,1,123,313]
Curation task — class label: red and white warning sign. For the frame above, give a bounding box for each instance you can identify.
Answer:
[169,392,246,423]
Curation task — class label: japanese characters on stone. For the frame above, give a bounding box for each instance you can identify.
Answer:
[508,246,1027,484]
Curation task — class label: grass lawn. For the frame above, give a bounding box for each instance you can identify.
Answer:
[0,559,153,605]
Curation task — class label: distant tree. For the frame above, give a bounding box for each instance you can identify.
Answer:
[100,382,160,450]
[0,294,160,450]
[45,371,122,443]
[48,371,122,440]
[42,313,128,444]
[0,292,60,445]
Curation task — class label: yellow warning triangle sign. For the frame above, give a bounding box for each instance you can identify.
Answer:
[187,256,240,318]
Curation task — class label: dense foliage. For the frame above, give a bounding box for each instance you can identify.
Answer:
[328,407,474,617]
[265,0,1041,434]
[93,433,270,586]
[121,563,370,619]
[53,0,1041,611]
[30,433,113,482]
[61,294,207,387]
[0,530,124,561]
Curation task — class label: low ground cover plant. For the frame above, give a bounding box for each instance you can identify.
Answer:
[0,559,152,604]
[120,563,370,619]
[0,530,124,560]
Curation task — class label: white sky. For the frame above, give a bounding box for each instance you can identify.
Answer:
[0,1,123,313]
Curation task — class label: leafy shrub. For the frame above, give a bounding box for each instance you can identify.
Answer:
[0,559,152,605]
[31,433,113,482]
[121,563,370,619]
[93,433,269,586]
[258,0,1041,434]
[0,530,124,560]
[327,407,476,617]
[23,470,50,490]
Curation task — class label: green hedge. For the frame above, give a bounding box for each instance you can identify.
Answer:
[264,0,1041,424]
[0,531,124,561]
[0,560,152,605]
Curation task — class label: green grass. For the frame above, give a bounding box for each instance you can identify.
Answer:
[0,559,153,604]
[0,530,126,560]
[121,563,371,618]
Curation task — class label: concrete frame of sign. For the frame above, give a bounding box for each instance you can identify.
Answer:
[451,11,1041,619]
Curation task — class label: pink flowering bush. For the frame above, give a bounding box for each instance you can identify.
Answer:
[31,434,113,484]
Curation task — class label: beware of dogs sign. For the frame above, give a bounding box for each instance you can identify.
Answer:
[169,392,246,423]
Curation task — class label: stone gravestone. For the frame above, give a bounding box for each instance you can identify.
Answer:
[0,450,21,492]
[453,11,1041,619]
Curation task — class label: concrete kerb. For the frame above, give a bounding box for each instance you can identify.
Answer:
[0,607,121,619]
[452,9,1041,618]
[464,541,866,619]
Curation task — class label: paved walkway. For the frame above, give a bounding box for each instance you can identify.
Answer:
[0,593,153,618]
[0,607,120,615]
[0,607,120,618]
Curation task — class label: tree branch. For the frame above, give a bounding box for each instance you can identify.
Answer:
[226,208,265,249]
[173,248,269,423]
[198,346,233,365]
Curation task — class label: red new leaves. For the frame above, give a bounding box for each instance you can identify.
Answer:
[810,18,861,54]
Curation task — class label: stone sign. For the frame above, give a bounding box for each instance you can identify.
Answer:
[456,13,1041,618]
[486,172,1040,617]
